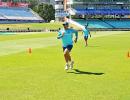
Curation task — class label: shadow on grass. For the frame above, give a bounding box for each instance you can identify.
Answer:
[67,69,104,75]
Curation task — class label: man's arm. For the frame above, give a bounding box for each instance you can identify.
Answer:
[57,31,64,39]
[88,30,91,37]
[72,29,78,43]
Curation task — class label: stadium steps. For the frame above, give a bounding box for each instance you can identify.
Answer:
[0,7,44,23]
[0,13,8,19]
[29,8,43,20]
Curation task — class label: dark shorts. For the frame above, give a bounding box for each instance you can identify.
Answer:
[63,45,73,52]
[84,36,88,40]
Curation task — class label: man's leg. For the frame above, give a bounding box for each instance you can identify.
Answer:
[64,48,70,63]
[64,49,71,70]
[85,39,88,46]
[84,36,88,47]
[64,48,74,69]
[63,45,74,70]
[67,51,74,69]
[67,52,71,62]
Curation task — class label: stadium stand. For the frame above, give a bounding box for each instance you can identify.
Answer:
[74,19,113,28]
[75,9,130,15]
[69,1,130,30]
[74,19,130,29]
[0,7,44,23]
[102,20,130,28]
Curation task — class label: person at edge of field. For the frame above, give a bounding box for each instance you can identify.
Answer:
[82,23,91,47]
[57,22,78,70]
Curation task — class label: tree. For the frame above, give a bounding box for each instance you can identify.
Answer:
[36,3,55,22]
[28,0,38,9]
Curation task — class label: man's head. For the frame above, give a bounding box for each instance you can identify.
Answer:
[63,22,69,29]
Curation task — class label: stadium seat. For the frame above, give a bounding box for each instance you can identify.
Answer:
[75,9,130,15]
[0,7,43,23]
[74,19,130,28]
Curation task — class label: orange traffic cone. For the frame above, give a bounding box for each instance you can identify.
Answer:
[128,51,130,58]
[28,48,32,54]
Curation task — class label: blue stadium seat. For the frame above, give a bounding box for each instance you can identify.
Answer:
[0,7,43,22]
[75,9,130,15]
[103,20,130,28]
[74,19,113,28]
[74,19,130,28]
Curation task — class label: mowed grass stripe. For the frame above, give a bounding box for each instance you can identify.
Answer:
[0,37,60,56]
[0,31,129,56]
[0,32,56,41]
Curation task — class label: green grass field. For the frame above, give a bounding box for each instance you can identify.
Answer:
[0,23,63,30]
[0,31,130,100]
[0,23,79,30]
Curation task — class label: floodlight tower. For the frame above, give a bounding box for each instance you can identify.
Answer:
[64,0,75,20]
[55,0,74,21]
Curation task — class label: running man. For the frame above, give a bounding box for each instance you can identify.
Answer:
[57,22,78,70]
[82,23,91,47]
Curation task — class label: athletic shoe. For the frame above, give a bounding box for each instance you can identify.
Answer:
[65,63,69,70]
[70,61,74,69]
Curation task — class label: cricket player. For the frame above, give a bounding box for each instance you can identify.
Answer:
[57,22,78,70]
[82,23,91,47]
